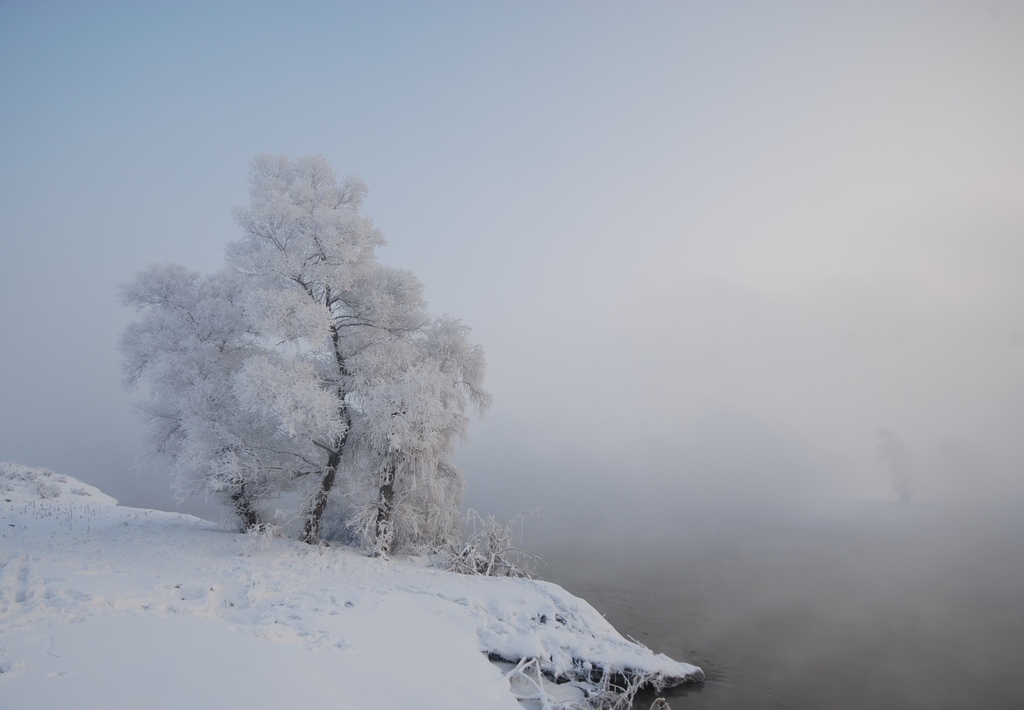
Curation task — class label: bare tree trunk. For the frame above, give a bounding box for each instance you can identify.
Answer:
[301,313,351,545]
[302,449,341,544]
[232,483,260,532]
[374,458,397,556]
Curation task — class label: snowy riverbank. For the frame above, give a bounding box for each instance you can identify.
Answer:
[0,462,702,708]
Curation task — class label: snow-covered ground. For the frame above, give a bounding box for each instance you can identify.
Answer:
[0,462,701,709]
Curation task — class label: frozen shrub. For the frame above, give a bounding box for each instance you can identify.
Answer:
[36,481,62,499]
[445,509,541,578]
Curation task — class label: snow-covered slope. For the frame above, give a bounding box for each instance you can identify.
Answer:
[0,462,702,709]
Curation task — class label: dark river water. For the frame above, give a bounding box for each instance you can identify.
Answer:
[534,499,1024,709]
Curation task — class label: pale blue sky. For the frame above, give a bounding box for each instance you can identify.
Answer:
[2,1,1022,523]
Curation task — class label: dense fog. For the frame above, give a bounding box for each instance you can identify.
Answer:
[2,0,1021,613]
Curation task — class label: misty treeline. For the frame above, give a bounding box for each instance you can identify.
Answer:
[120,154,496,560]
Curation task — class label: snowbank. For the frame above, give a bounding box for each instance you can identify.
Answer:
[0,462,702,708]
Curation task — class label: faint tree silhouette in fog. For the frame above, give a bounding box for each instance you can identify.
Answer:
[876,429,913,503]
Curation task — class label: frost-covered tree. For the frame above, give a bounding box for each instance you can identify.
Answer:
[121,154,489,546]
[348,317,491,556]
[120,265,295,527]
[226,154,395,543]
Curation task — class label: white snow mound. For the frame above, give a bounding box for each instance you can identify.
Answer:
[0,462,702,709]
[1,461,118,506]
